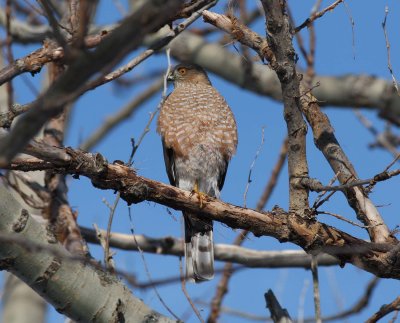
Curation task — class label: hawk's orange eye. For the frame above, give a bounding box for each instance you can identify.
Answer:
[178,68,187,75]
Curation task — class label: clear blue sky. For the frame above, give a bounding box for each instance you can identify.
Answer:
[6,1,400,322]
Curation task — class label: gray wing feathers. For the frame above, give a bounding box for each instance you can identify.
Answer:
[162,141,176,186]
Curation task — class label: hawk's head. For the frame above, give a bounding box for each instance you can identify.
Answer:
[167,64,211,86]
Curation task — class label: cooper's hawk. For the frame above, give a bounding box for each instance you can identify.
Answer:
[157,64,238,282]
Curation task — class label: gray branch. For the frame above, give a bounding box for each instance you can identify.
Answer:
[0,8,53,43]
[168,31,400,123]
[261,0,310,214]
[0,184,176,322]
[2,274,46,323]
[0,0,182,166]
[6,144,400,279]
[265,289,293,323]
[80,226,339,268]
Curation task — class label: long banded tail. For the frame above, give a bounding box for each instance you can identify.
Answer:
[183,212,214,282]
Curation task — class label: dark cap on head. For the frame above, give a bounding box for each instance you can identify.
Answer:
[167,63,211,86]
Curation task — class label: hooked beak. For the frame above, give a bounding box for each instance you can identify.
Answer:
[167,71,174,82]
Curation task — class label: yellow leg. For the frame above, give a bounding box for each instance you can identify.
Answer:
[193,181,207,208]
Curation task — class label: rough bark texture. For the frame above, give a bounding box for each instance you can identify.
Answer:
[6,144,400,280]
[168,31,400,124]
[0,0,182,165]
[201,9,392,243]
[0,48,47,323]
[299,90,392,242]
[0,184,176,323]
[261,0,309,214]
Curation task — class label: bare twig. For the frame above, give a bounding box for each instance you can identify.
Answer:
[132,266,244,289]
[93,223,115,271]
[198,300,269,321]
[288,0,319,83]
[311,276,379,322]
[256,137,288,210]
[202,10,275,64]
[128,106,159,165]
[383,154,400,172]
[354,110,400,161]
[208,136,288,323]
[298,279,310,323]
[342,0,356,59]
[312,171,340,209]
[382,6,400,95]
[198,11,392,241]
[243,126,265,207]
[317,210,381,229]
[311,257,321,323]
[103,49,172,269]
[366,295,400,323]
[0,0,182,166]
[128,207,181,321]
[200,276,381,322]
[300,168,400,193]
[295,0,344,33]
[179,258,204,323]
[206,5,388,239]
[5,0,14,110]
[103,194,119,272]
[79,78,163,151]
[37,0,67,50]
[207,232,245,323]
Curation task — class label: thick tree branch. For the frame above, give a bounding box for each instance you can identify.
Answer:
[0,184,176,322]
[208,137,288,323]
[42,61,86,255]
[80,226,339,268]
[169,31,400,124]
[260,0,309,214]
[300,90,392,242]
[0,0,216,89]
[201,9,392,243]
[0,30,110,88]
[0,0,182,166]
[3,17,400,128]
[6,144,400,280]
